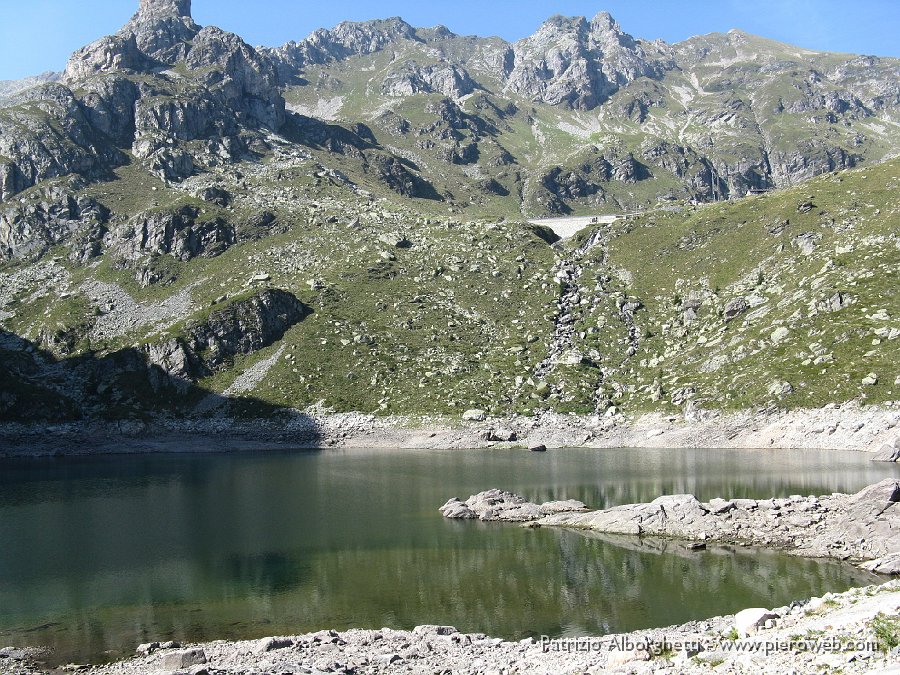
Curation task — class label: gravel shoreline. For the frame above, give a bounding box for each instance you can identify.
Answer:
[4,581,898,674]
[0,404,898,458]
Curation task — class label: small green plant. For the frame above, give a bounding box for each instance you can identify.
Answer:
[871,613,900,652]
[695,655,726,667]
[724,627,739,641]
[653,645,676,660]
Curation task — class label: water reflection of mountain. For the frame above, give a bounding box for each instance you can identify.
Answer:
[0,517,880,665]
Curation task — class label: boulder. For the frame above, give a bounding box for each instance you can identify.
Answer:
[872,438,900,462]
[848,479,900,507]
[770,326,790,344]
[767,380,794,398]
[378,232,412,248]
[439,498,476,519]
[606,645,651,667]
[413,625,458,636]
[707,498,736,514]
[255,637,293,653]
[723,297,749,321]
[158,648,207,670]
[489,428,517,442]
[529,444,547,452]
[462,409,486,422]
[860,552,900,575]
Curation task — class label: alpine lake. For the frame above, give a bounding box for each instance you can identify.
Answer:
[1,446,898,666]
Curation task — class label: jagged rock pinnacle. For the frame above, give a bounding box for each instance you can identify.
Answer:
[138,0,192,19]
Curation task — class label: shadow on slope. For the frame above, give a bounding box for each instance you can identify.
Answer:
[0,327,321,447]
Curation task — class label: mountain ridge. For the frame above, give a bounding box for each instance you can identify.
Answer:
[2,1,899,209]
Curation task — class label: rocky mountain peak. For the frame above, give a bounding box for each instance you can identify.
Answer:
[588,11,633,45]
[591,11,616,28]
[137,0,192,20]
[504,11,669,109]
[64,0,200,81]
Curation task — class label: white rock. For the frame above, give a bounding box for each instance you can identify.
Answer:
[607,645,651,667]
[771,327,790,344]
[735,608,778,638]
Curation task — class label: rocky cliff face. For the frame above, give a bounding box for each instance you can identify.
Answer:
[145,289,310,380]
[0,184,109,261]
[111,205,236,265]
[0,0,283,203]
[0,84,126,202]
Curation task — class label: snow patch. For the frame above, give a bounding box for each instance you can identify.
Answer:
[287,96,345,121]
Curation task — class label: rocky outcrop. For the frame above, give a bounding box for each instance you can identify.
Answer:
[56,0,285,189]
[65,0,199,81]
[382,64,477,99]
[118,0,198,67]
[364,153,437,198]
[872,437,900,462]
[446,481,900,570]
[144,289,310,379]
[0,85,126,201]
[183,26,285,130]
[0,185,109,260]
[77,76,141,146]
[63,33,152,82]
[111,205,236,266]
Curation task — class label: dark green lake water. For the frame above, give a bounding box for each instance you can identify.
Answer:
[1,446,897,666]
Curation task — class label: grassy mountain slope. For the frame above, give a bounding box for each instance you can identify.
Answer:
[1,157,896,421]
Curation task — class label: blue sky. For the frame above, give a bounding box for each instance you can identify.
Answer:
[1,0,898,81]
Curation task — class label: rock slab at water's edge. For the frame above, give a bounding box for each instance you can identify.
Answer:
[439,489,587,522]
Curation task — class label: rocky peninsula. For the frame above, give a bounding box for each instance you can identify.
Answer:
[441,480,900,574]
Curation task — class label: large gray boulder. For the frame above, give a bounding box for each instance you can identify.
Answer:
[872,437,900,462]
[861,552,900,575]
[157,647,207,670]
